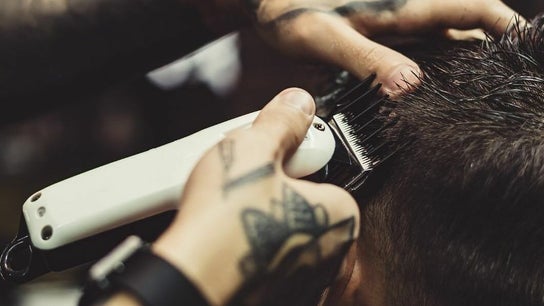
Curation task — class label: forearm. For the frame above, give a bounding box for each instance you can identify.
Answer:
[0,0,248,124]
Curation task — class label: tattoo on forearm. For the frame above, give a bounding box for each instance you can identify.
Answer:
[239,183,355,279]
[223,163,276,194]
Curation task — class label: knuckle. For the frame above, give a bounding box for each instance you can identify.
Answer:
[281,13,321,44]
[259,107,308,147]
[359,47,387,72]
[321,183,359,215]
[286,24,313,45]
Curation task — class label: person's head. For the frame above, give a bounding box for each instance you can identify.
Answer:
[355,12,544,306]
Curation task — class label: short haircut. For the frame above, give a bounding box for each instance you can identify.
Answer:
[361,12,544,306]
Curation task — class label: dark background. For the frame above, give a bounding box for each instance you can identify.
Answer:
[0,1,542,305]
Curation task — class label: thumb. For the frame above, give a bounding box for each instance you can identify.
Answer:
[251,88,316,162]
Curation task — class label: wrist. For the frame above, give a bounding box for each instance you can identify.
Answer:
[152,216,245,306]
[80,236,212,306]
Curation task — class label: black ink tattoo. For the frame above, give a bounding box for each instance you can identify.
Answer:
[223,163,276,194]
[219,139,235,174]
[265,0,408,26]
[273,8,311,23]
[335,0,407,16]
[239,184,355,279]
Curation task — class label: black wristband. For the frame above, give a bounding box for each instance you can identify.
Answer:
[79,236,210,306]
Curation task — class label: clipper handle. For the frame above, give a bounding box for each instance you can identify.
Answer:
[22,111,335,251]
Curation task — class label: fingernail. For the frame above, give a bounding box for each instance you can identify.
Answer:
[383,65,422,97]
[279,88,315,116]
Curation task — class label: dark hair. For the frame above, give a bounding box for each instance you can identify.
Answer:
[361,13,544,306]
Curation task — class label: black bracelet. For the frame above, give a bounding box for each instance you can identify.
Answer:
[79,236,210,306]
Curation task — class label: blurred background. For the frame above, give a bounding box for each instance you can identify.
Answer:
[0,1,542,305]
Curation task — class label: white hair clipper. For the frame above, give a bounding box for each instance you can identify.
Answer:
[1,111,336,283]
[1,73,390,284]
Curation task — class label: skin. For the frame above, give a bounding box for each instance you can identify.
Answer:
[203,0,524,96]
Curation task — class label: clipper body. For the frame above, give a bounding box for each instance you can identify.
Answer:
[1,73,392,284]
[1,111,336,283]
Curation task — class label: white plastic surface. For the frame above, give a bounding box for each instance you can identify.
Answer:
[22,112,336,250]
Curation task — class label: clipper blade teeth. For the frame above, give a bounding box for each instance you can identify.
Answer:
[334,84,382,118]
[316,71,402,193]
[332,80,391,172]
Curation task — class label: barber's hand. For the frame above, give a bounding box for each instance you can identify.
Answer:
[244,0,523,96]
[152,88,360,306]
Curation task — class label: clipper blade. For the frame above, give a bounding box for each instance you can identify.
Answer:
[316,73,398,193]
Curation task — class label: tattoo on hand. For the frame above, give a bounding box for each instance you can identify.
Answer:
[239,183,355,279]
[219,139,235,174]
[223,163,276,194]
[245,0,408,24]
[335,0,407,16]
[218,138,275,196]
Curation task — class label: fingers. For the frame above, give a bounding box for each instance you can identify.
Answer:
[275,12,421,97]
[481,1,527,36]
[424,0,526,37]
[251,88,316,160]
[444,28,487,41]
[339,29,422,97]
[186,87,315,199]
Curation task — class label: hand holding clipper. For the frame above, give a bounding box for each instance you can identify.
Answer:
[136,88,360,306]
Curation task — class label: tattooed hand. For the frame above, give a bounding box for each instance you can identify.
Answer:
[242,0,523,96]
[151,88,360,306]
